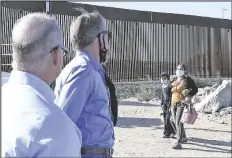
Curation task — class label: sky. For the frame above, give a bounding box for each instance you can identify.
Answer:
[78,2,231,20]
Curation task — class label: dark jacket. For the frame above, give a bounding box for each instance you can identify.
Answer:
[160,72,172,106]
[50,80,56,90]
[103,65,118,127]
[161,81,172,107]
[186,76,198,97]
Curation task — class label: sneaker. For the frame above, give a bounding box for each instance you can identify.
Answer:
[172,143,182,150]
[170,134,176,138]
[181,138,188,144]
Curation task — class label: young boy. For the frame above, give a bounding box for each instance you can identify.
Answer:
[160,72,176,138]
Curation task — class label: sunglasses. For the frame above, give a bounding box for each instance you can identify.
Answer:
[49,46,69,57]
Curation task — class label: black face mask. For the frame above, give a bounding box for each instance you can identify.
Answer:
[98,31,111,63]
[99,38,107,63]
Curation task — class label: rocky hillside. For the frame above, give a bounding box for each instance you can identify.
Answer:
[118,79,232,118]
[193,80,231,114]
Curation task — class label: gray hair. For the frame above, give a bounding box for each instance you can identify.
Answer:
[11,12,63,71]
[70,9,107,50]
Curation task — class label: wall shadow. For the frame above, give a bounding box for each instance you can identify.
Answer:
[119,101,159,107]
[117,117,163,128]
[154,126,231,134]
[186,127,231,133]
[182,137,232,154]
[189,137,232,147]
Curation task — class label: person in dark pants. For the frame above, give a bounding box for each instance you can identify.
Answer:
[160,72,176,138]
[50,80,56,90]
[171,63,198,150]
[102,65,118,127]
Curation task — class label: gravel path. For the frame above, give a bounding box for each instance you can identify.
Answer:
[113,103,232,157]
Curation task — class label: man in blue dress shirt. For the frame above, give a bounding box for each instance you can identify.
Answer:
[2,13,82,157]
[54,10,114,157]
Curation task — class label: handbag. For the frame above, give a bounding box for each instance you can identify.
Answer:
[181,102,198,125]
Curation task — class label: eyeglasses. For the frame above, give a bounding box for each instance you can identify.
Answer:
[49,46,69,56]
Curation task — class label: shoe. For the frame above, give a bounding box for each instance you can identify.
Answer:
[181,138,188,144]
[172,143,182,150]
[162,135,170,138]
[170,134,176,138]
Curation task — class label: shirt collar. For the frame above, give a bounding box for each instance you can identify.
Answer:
[8,70,55,103]
[75,50,103,71]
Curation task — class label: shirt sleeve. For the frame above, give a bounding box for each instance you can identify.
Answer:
[30,111,82,158]
[55,64,93,123]
[39,128,82,158]
[161,91,164,106]
[188,77,198,97]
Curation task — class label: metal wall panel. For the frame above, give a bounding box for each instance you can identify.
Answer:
[1,1,232,82]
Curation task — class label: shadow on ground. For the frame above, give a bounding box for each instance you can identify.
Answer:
[154,126,231,134]
[117,117,163,128]
[186,127,231,133]
[119,101,159,107]
[182,137,232,154]
[189,137,232,147]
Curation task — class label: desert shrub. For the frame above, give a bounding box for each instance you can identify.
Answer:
[114,77,228,101]
[115,80,162,101]
[135,83,154,102]
[191,77,222,88]
[115,83,138,100]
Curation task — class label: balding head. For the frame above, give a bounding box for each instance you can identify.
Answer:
[12,12,63,70]
[11,13,65,85]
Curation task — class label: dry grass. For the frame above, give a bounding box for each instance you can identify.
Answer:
[115,77,224,101]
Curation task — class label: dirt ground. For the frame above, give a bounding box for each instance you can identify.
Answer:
[113,102,232,157]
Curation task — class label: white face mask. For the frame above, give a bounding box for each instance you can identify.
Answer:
[176,70,185,77]
[161,79,168,84]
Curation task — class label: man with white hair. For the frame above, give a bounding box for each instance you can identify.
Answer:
[54,10,114,157]
[2,13,82,157]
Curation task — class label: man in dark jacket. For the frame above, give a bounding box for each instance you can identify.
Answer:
[160,72,176,138]
[50,80,56,90]
[102,65,118,127]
